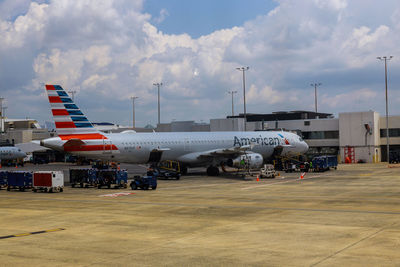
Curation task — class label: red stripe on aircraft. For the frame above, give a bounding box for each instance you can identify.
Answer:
[52,109,70,116]
[48,96,62,103]
[45,85,56,90]
[64,144,118,152]
[59,133,107,140]
[55,122,76,128]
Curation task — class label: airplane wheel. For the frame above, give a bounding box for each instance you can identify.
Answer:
[181,166,188,175]
[207,166,220,176]
[130,182,137,190]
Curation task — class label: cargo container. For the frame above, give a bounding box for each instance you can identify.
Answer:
[33,171,64,193]
[96,170,128,189]
[70,169,97,188]
[7,171,32,191]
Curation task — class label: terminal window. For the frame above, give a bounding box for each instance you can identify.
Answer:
[380,128,400,137]
[302,131,339,139]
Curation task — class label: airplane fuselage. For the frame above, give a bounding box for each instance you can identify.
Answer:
[0,147,27,161]
[42,131,308,166]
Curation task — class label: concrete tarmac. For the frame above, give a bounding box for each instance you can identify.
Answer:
[0,163,400,266]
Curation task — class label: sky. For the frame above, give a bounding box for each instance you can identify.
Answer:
[0,0,400,127]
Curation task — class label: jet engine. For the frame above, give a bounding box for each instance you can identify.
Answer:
[226,153,264,169]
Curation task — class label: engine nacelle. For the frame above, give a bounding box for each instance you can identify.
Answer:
[227,153,264,169]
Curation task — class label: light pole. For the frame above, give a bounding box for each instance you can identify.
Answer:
[153,82,162,125]
[310,83,322,114]
[131,96,139,128]
[377,56,393,162]
[68,90,77,101]
[236,66,249,131]
[0,98,3,134]
[1,106,7,135]
[227,90,237,116]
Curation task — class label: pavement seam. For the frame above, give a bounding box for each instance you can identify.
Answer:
[310,225,392,266]
[241,175,324,190]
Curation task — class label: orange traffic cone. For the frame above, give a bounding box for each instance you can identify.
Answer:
[256,174,260,182]
[300,172,305,179]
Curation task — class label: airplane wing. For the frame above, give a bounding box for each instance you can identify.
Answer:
[198,145,254,159]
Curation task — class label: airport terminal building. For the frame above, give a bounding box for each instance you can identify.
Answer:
[157,110,400,163]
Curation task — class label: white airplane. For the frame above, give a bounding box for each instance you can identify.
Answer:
[0,146,27,161]
[40,85,308,176]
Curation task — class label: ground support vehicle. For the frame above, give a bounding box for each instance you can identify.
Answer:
[7,171,32,191]
[259,164,276,178]
[150,160,182,180]
[389,151,400,164]
[151,168,181,180]
[96,170,128,189]
[312,155,338,172]
[130,175,157,190]
[0,171,7,189]
[70,169,97,188]
[33,171,64,193]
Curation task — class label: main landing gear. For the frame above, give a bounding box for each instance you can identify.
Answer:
[206,166,220,176]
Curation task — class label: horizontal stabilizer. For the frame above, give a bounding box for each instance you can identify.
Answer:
[63,139,86,147]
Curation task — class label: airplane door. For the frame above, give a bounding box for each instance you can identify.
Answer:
[184,138,191,152]
[148,151,163,163]
[102,138,112,154]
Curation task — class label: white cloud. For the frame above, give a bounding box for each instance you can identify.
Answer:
[320,88,378,109]
[313,0,347,11]
[343,25,389,50]
[154,8,169,24]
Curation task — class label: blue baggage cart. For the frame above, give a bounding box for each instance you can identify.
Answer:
[116,170,128,185]
[312,156,338,172]
[70,168,98,188]
[7,171,32,191]
[97,170,128,189]
[0,171,8,189]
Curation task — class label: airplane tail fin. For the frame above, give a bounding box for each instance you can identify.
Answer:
[45,85,105,140]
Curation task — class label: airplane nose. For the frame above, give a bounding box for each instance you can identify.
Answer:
[303,142,309,153]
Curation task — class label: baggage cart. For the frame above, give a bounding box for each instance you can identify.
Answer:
[70,169,97,188]
[7,171,32,191]
[97,170,128,189]
[312,156,338,172]
[0,171,7,189]
[33,171,64,193]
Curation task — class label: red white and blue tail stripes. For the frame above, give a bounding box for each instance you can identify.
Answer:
[45,85,118,152]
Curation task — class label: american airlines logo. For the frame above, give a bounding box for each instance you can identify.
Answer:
[278,133,290,145]
[234,135,281,146]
